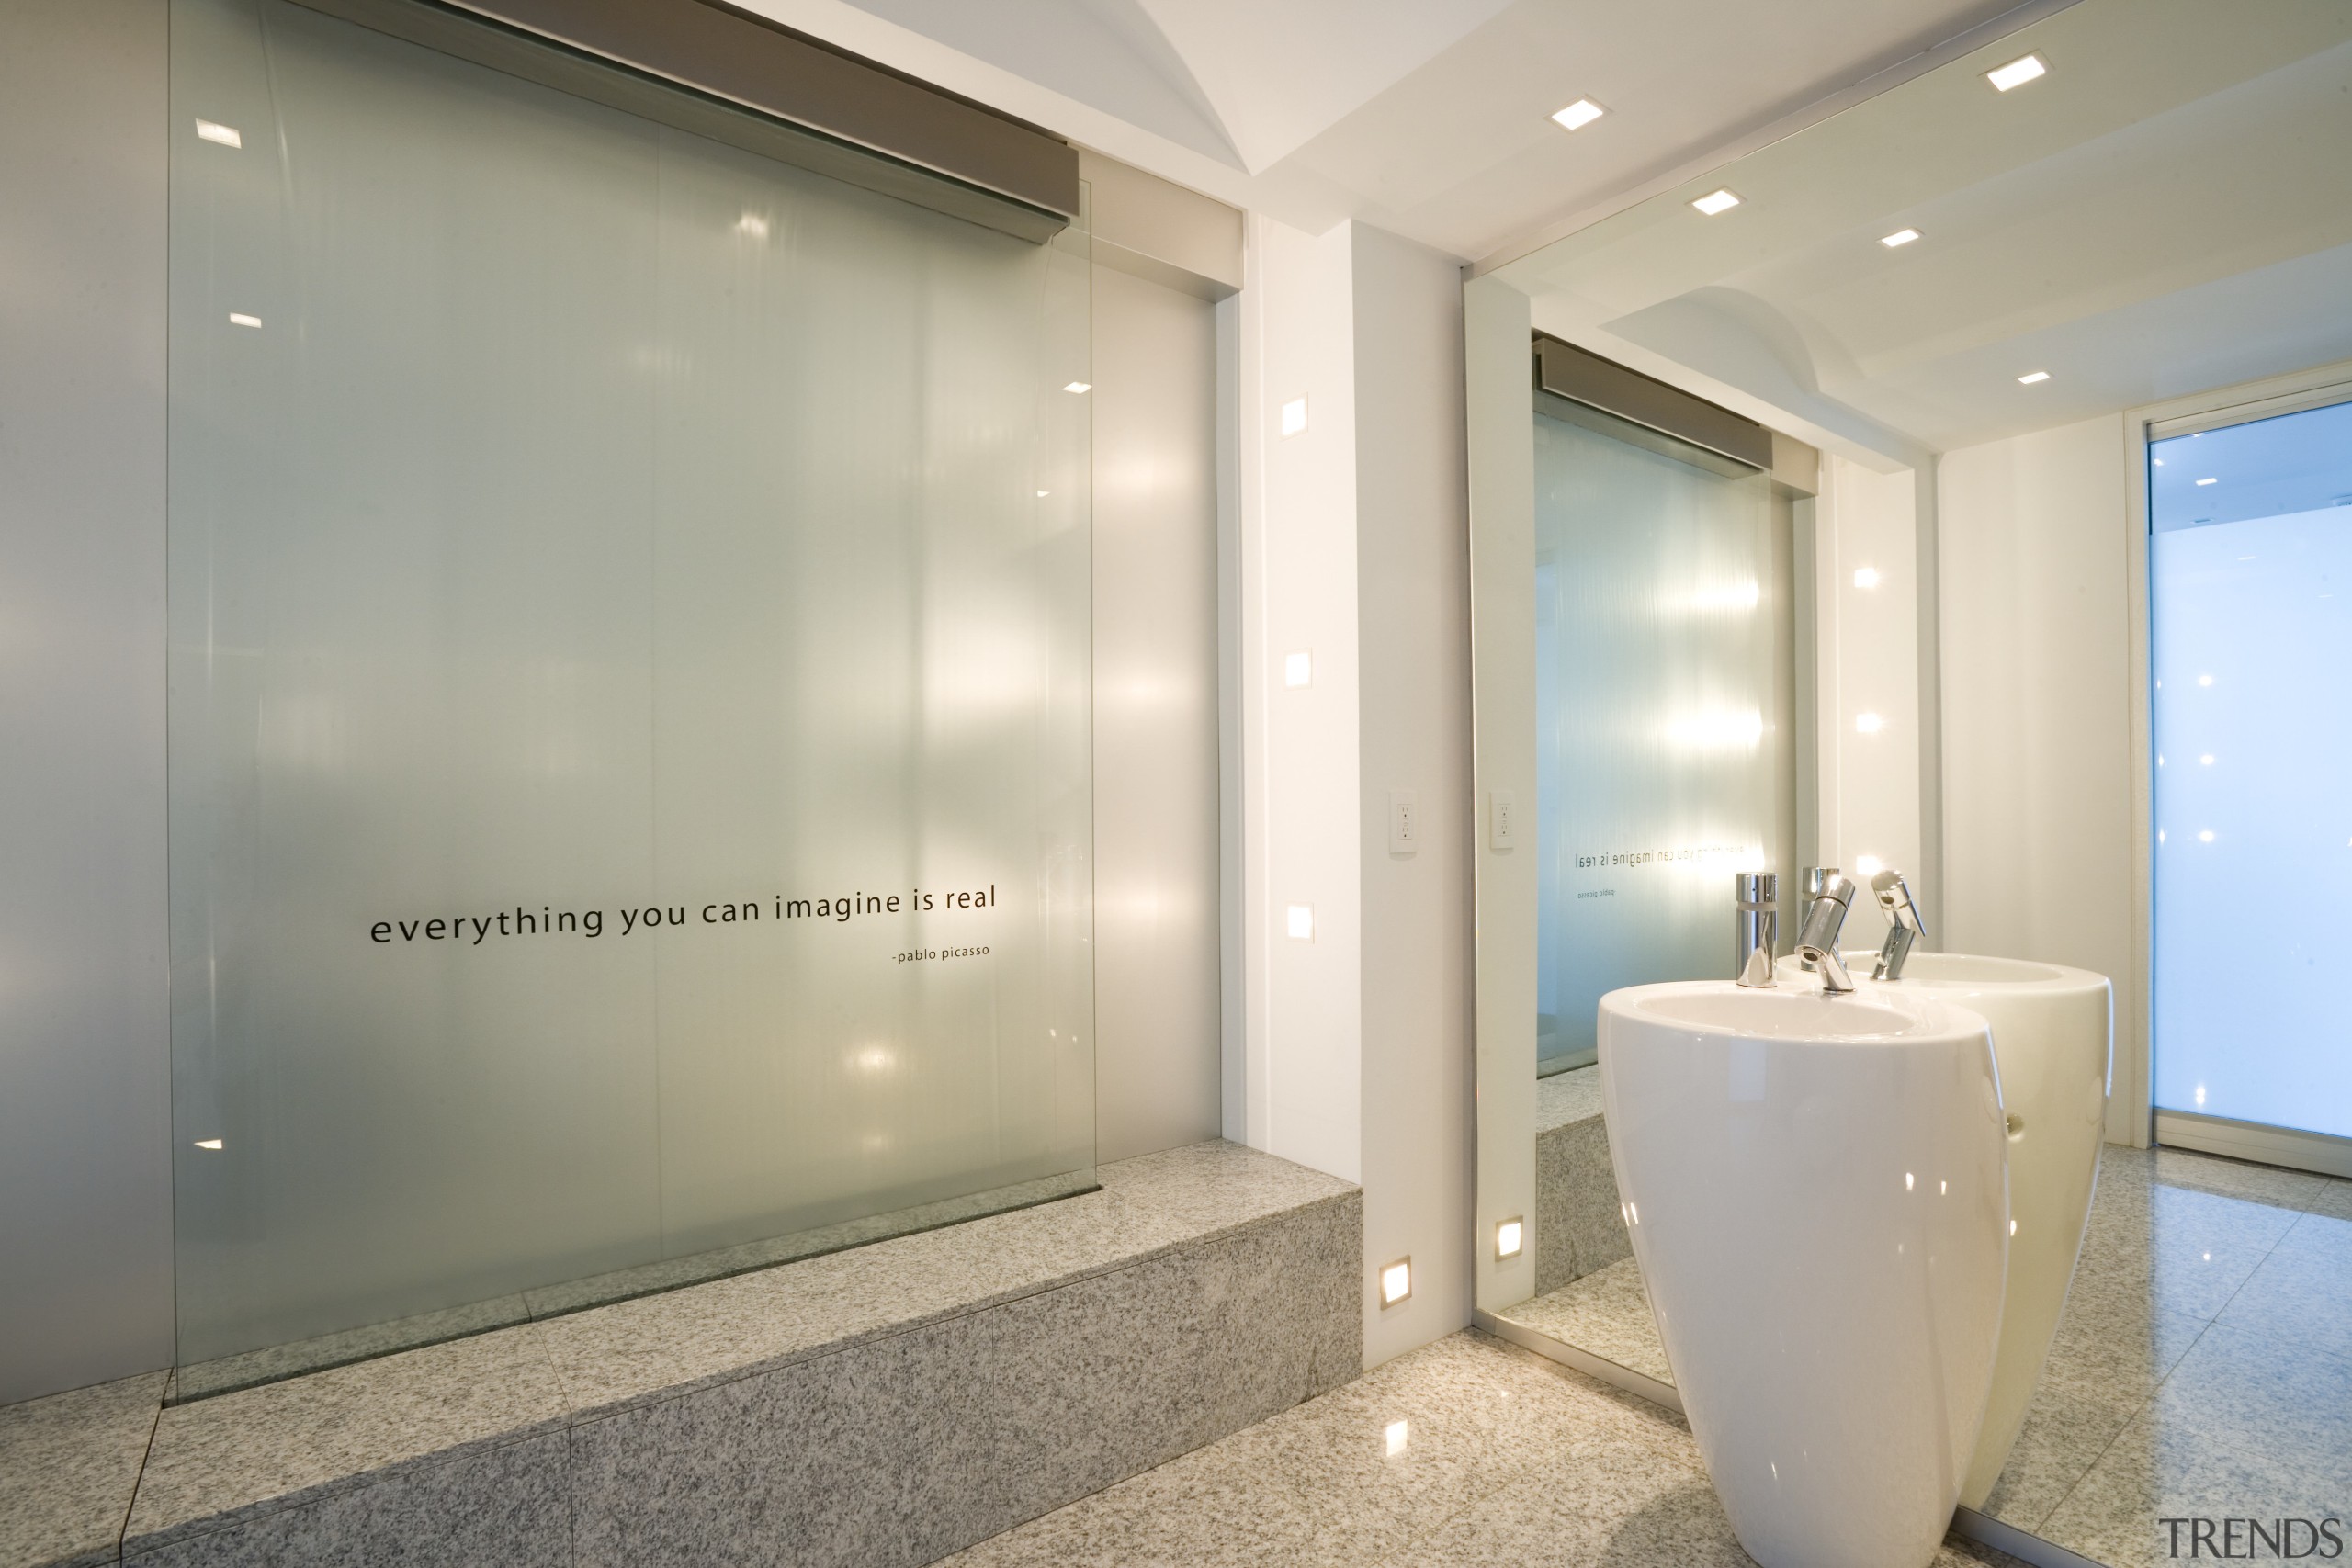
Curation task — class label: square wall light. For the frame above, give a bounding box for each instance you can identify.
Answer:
[1496,1216,1524,1260]
[1280,396,1309,437]
[1283,649,1313,688]
[1379,1257,1412,1306]
[1286,904,1314,941]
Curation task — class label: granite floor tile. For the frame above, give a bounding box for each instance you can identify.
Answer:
[2082,1178,2302,1256]
[123,1325,568,1554]
[2271,1209,2352,1263]
[1498,1258,1674,1386]
[2066,1222,2272,1323]
[2037,1302,2207,1407]
[2145,1322,2352,1489]
[2036,1404,2346,1568]
[2211,1242,2352,1361]
[1534,1065,1605,1134]
[2306,1179,2352,1222]
[0,1370,165,1568]
[124,1429,568,1568]
[1973,1380,2141,1532]
[2142,1146,2331,1212]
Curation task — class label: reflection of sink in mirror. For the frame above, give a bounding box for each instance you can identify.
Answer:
[1600,980,2007,1568]
[1778,949,2112,1506]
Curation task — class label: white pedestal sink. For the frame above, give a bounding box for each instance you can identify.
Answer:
[1781,951,2111,1508]
[1600,981,2007,1568]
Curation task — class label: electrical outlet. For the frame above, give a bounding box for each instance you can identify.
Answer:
[1389,790,1418,854]
[1489,790,1516,850]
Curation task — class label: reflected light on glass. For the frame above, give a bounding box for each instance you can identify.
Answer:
[1062,381,1091,393]
[1690,188,1742,216]
[2199,674,2213,686]
[2195,477,2217,486]
[1905,1171,1915,1191]
[1683,580,1761,614]
[2199,754,2215,765]
[194,1138,224,1150]
[2196,1084,2207,1106]
[1852,566,1881,590]
[1666,707,1763,751]
[2199,830,2215,842]
[228,313,263,329]
[195,119,243,148]
[1986,53,2047,91]
[1854,712,1884,735]
[1286,904,1315,941]
[1551,97,1605,131]
[1854,854,1884,877]
[735,213,769,239]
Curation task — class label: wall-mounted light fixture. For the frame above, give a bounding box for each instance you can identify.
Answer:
[1286,905,1315,941]
[1283,649,1313,688]
[1280,396,1309,437]
[1495,1216,1524,1260]
[1378,1257,1412,1306]
[1854,712,1885,735]
[1852,566,1881,590]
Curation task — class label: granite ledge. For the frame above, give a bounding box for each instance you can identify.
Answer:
[15,1140,1355,1567]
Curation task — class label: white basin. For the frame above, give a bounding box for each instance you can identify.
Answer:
[1600,981,2007,1568]
[1780,949,2111,1507]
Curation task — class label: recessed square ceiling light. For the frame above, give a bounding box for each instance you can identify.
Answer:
[1551,97,1605,131]
[1880,228,1922,248]
[2017,370,2050,385]
[1986,53,2046,92]
[1690,188,1741,217]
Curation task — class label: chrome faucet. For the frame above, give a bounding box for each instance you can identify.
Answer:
[1734,873,1778,987]
[1794,872,1859,993]
[1869,869,1928,981]
[1795,867,1838,971]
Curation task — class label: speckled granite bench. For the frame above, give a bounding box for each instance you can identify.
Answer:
[1533,1066,1632,1295]
[0,1141,1359,1568]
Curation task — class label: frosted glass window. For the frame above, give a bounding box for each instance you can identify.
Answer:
[1533,405,1791,1073]
[167,0,1091,1378]
[2150,399,2352,1139]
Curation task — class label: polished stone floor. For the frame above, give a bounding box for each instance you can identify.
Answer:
[940,1328,2020,1567]
[1494,1143,2352,1568]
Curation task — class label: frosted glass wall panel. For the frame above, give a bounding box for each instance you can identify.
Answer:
[168,0,1091,1369]
[2150,401,2352,1139]
[1533,406,1788,1073]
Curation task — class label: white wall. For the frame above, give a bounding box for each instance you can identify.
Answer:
[0,0,176,1408]
[1350,225,1474,1366]
[1815,456,1927,894]
[1938,415,2137,1140]
[1235,216,1474,1367]
[1091,264,1226,1164]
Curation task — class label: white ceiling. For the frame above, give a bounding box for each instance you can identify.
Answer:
[732,0,2048,261]
[1499,0,2352,455]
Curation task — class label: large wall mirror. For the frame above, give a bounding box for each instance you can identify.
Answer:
[1466,0,2352,1562]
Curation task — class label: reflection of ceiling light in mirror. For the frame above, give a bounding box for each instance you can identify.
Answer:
[1985,53,2046,92]
[229,313,262,329]
[1551,97,1605,131]
[1690,188,1741,216]
[195,1138,224,1150]
[2017,370,2050,384]
[1685,580,1760,613]
[2200,754,2214,765]
[1854,712,1884,735]
[1880,229,1921,248]
[195,119,242,147]
[1853,567,1880,590]
[735,213,769,238]
[2198,674,2212,686]
[1036,490,1049,497]
[2199,830,2214,842]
